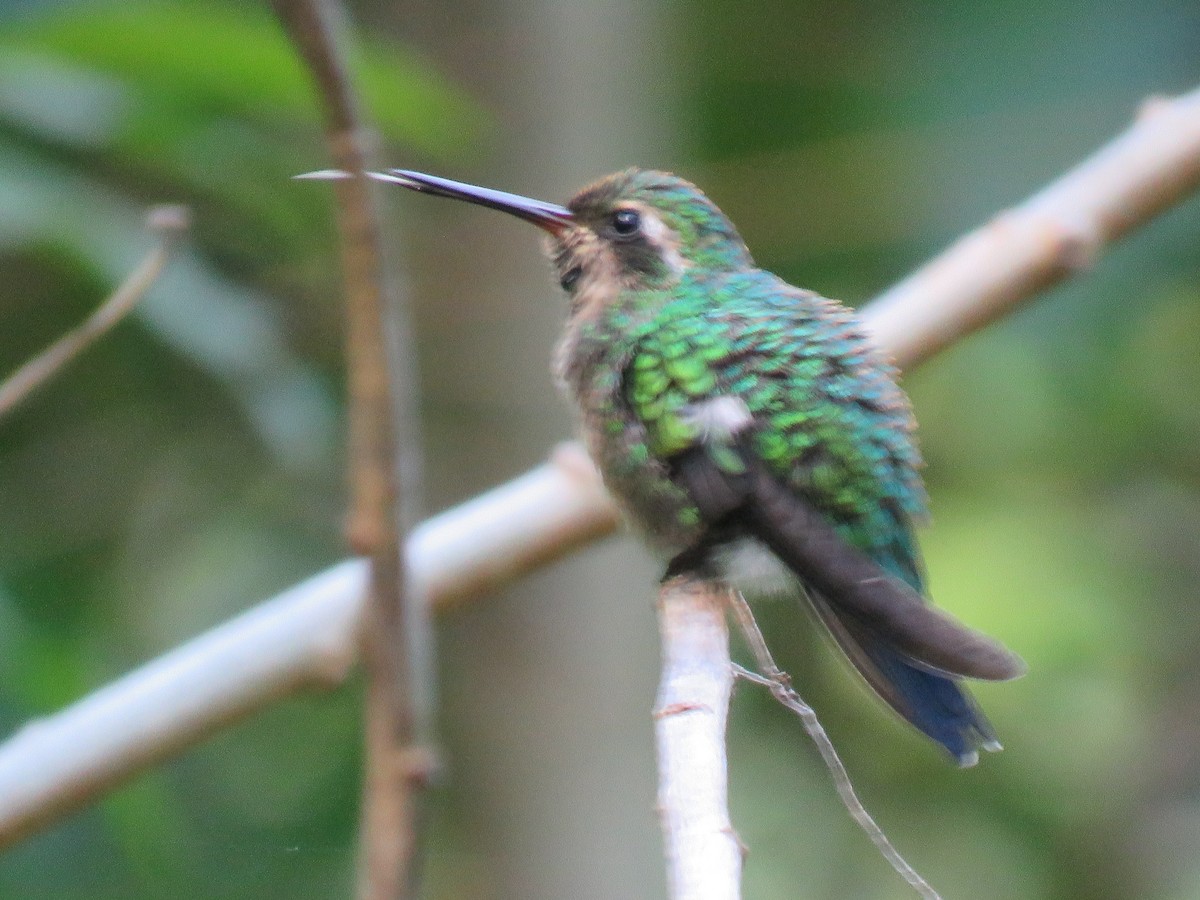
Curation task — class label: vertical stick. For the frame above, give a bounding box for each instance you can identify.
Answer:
[270,2,428,898]
[654,578,741,900]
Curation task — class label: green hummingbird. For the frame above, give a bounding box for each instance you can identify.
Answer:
[360,166,1024,765]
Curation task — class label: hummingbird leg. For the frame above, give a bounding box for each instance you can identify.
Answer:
[662,539,722,582]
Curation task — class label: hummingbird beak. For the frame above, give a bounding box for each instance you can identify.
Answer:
[383,170,575,236]
[296,168,574,236]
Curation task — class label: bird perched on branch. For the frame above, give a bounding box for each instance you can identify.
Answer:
[334,166,1025,765]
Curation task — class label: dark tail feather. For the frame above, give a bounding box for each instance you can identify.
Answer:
[669,443,1018,761]
[809,593,999,765]
[737,466,1025,682]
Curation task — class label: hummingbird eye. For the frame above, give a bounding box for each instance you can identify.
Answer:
[610,208,641,237]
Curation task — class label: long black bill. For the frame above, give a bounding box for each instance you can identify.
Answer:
[296,168,574,236]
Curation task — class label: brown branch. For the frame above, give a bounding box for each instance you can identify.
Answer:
[0,205,189,421]
[270,2,427,898]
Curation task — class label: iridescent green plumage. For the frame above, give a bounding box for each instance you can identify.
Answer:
[381,166,1023,764]
[620,278,926,587]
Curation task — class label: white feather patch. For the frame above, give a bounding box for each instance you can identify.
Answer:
[715,538,796,599]
[681,396,753,442]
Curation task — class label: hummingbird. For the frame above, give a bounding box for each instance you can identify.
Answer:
[345,166,1024,765]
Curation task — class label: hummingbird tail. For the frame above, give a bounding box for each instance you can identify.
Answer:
[734,462,1025,682]
[808,593,1000,765]
[668,439,1020,762]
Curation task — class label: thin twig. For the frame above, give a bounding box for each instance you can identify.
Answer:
[0,206,189,421]
[270,2,427,898]
[729,662,773,689]
[726,590,941,900]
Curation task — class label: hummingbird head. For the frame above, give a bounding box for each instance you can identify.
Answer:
[553,168,753,297]
[375,168,753,303]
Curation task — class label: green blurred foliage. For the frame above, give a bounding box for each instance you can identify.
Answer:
[1,0,1199,898]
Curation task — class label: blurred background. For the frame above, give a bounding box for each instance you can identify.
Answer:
[1,0,1199,897]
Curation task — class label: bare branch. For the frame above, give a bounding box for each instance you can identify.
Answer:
[865,87,1200,369]
[654,578,742,900]
[0,561,362,847]
[727,591,940,899]
[1,85,1200,847]
[271,2,427,897]
[0,206,189,421]
[0,445,615,849]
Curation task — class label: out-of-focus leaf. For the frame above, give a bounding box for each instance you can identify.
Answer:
[0,50,130,147]
[0,1,487,159]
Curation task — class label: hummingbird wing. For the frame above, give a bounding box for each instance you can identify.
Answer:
[669,438,1024,682]
[670,439,1015,764]
[625,278,1022,761]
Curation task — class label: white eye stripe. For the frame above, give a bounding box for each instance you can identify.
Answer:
[635,207,688,277]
